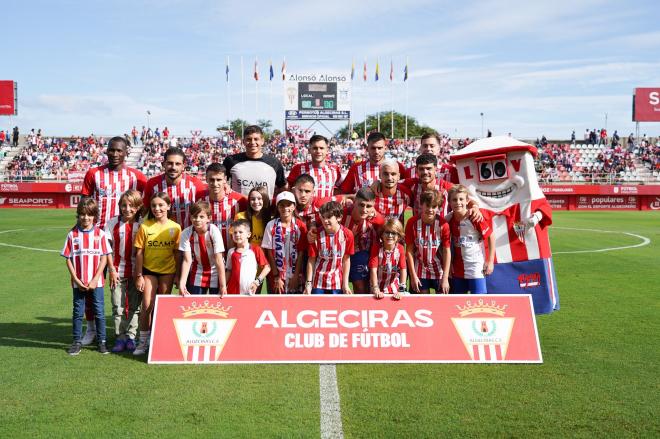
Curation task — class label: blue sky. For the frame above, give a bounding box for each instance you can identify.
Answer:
[5,0,660,139]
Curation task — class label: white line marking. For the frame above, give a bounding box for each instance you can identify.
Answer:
[0,228,64,253]
[0,242,59,253]
[552,227,651,254]
[320,364,344,439]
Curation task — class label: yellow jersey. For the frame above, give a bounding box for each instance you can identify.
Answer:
[134,218,181,274]
[234,211,265,246]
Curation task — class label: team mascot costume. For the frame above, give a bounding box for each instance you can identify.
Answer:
[450,136,559,314]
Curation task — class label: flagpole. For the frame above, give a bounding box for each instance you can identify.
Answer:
[226,56,231,128]
[405,57,409,141]
[376,58,380,133]
[269,60,273,128]
[255,57,259,117]
[241,56,245,136]
[390,59,394,140]
[363,59,367,142]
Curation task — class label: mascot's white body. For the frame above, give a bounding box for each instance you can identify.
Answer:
[451,136,559,314]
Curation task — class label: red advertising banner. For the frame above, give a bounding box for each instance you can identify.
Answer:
[0,193,80,208]
[0,80,16,116]
[547,195,568,210]
[633,87,660,122]
[575,195,638,210]
[148,295,542,364]
[0,182,83,193]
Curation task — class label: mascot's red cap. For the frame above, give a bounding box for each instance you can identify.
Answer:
[450,136,538,162]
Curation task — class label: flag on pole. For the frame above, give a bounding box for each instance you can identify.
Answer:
[351,59,355,81]
[390,60,393,81]
[375,60,380,81]
[363,61,367,81]
[254,58,259,81]
[226,57,229,82]
[404,61,408,81]
[269,60,274,81]
[281,58,286,80]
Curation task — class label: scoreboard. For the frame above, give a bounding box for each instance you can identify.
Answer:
[284,73,351,120]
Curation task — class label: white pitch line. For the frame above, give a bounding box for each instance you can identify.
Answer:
[0,242,59,253]
[320,364,344,439]
[552,227,651,254]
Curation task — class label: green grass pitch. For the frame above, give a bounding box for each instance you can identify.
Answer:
[0,209,658,438]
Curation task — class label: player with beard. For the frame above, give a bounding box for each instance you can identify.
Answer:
[339,132,406,194]
[286,134,342,198]
[143,147,206,229]
[405,132,458,183]
[372,159,411,222]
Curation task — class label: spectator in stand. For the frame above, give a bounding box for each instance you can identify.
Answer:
[12,126,19,148]
[223,125,286,199]
[286,134,342,198]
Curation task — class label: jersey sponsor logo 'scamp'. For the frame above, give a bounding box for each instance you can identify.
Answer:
[451,299,515,362]
[171,301,237,363]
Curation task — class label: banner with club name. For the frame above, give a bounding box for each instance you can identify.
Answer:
[148,295,542,364]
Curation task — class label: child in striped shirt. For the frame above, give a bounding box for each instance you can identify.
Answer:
[405,189,451,294]
[178,200,227,296]
[304,201,354,295]
[62,197,112,356]
[105,189,143,353]
[369,218,407,300]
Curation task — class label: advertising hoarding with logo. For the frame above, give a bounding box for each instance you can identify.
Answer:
[633,87,660,122]
[284,73,351,120]
[0,80,17,116]
[149,295,542,364]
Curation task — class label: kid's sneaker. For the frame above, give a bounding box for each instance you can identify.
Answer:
[98,342,110,355]
[81,329,96,346]
[111,338,126,353]
[133,340,149,356]
[67,342,82,356]
[125,339,136,352]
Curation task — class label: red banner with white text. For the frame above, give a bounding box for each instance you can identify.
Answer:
[148,295,542,364]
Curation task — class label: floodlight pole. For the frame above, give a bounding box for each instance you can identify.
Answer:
[480,112,484,138]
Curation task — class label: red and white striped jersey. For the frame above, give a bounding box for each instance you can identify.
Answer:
[205,192,247,250]
[405,162,458,183]
[480,198,553,264]
[81,165,147,229]
[339,160,406,194]
[179,224,225,288]
[297,196,338,229]
[446,212,492,279]
[226,244,268,294]
[61,226,112,288]
[374,185,411,221]
[368,243,406,294]
[262,218,308,280]
[287,162,342,198]
[143,174,206,228]
[104,216,139,279]
[308,225,354,290]
[401,177,454,218]
[405,215,450,279]
[342,207,385,253]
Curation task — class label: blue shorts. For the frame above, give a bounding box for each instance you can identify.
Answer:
[451,277,487,294]
[312,288,342,295]
[419,278,440,292]
[349,250,369,282]
[186,284,219,295]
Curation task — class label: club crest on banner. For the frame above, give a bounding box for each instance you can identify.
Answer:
[173,300,236,363]
[451,299,515,362]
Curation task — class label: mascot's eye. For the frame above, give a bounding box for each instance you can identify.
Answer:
[480,163,492,180]
[494,161,507,178]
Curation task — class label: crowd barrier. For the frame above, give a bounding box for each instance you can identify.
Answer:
[1,181,659,211]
